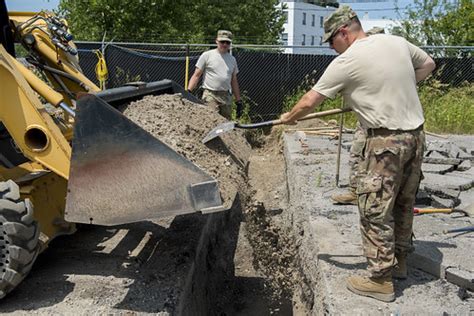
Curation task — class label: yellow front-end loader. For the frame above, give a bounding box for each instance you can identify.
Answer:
[0,2,223,298]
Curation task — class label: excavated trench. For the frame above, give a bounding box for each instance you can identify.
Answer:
[121,94,303,314]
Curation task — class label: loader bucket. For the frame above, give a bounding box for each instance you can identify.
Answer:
[64,94,223,226]
[95,79,201,109]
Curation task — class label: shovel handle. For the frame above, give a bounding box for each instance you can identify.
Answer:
[443,226,474,234]
[414,208,453,214]
[296,107,353,122]
[236,108,352,129]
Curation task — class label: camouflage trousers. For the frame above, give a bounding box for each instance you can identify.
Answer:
[356,127,425,278]
[202,89,232,120]
[349,124,366,190]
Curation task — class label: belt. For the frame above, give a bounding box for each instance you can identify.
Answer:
[367,124,423,137]
[204,89,229,95]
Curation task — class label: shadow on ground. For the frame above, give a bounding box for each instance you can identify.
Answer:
[0,199,242,314]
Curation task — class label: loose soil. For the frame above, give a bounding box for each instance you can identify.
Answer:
[122,94,249,208]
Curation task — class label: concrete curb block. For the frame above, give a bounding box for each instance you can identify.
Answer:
[281,132,471,314]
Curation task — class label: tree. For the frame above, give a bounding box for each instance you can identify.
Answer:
[58,0,286,44]
[393,0,473,47]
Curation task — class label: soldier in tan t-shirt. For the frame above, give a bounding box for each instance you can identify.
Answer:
[332,26,386,206]
[188,30,242,119]
[279,6,435,302]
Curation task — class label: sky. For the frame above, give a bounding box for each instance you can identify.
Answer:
[6,0,415,20]
[340,0,414,19]
[5,0,59,11]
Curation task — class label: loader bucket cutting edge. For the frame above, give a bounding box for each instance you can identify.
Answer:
[65,94,223,226]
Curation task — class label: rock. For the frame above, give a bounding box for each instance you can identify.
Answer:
[457,160,471,171]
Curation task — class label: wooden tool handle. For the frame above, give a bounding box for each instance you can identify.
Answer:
[414,208,452,214]
[237,108,352,129]
[297,107,352,122]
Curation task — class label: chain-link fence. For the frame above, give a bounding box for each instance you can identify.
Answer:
[75,42,473,122]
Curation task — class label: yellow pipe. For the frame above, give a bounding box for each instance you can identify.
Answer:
[185,55,189,90]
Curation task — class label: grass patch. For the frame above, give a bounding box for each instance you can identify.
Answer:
[419,81,473,134]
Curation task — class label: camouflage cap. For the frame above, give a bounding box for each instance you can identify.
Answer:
[322,5,357,43]
[366,26,385,36]
[217,30,233,42]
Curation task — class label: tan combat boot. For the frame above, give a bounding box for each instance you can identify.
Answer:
[392,254,408,279]
[331,189,357,205]
[346,275,395,302]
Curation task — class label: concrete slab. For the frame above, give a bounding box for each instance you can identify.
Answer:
[427,135,474,158]
[430,195,456,208]
[422,163,455,174]
[458,190,474,211]
[421,172,473,191]
[423,157,462,165]
[458,160,472,171]
[282,132,474,314]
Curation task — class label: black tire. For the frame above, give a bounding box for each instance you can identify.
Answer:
[0,180,40,299]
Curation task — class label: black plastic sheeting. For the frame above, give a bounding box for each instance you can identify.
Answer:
[76,42,473,122]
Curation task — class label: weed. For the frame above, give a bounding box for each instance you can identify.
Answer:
[315,172,323,187]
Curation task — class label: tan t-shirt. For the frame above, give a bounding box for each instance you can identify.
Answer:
[196,49,239,92]
[313,34,429,130]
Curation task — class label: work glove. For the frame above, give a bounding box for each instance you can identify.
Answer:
[235,100,243,119]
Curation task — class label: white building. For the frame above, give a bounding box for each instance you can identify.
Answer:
[339,0,402,32]
[279,1,336,54]
[359,13,401,33]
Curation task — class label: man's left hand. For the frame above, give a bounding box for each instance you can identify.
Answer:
[235,100,243,118]
[280,112,297,125]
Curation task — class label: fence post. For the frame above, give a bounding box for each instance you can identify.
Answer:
[185,44,190,90]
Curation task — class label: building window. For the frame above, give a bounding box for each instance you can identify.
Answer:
[283,11,288,23]
[320,16,324,28]
[302,12,306,25]
[319,36,323,45]
[311,36,315,45]
[312,14,315,27]
[282,33,288,45]
[302,34,306,46]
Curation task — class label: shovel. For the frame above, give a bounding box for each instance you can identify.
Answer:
[414,203,474,217]
[202,107,352,143]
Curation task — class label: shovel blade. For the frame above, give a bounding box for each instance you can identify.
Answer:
[65,94,223,226]
[202,121,236,143]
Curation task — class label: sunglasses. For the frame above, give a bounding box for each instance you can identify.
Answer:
[219,40,231,45]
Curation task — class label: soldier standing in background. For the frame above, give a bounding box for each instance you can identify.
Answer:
[279,6,435,302]
[188,30,243,119]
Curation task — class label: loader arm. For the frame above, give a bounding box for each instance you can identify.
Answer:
[0,45,71,179]
[8,10,100,120]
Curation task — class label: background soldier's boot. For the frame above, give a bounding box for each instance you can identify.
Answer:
[393,254,408,279]
[346,275,395,302]
[331,189,357,205]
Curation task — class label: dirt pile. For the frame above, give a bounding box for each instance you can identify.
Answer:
[122,93,249,208]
